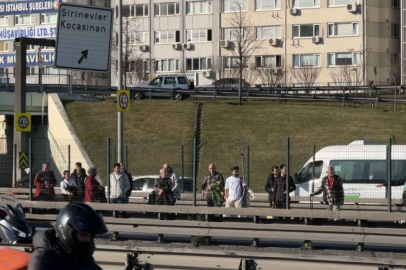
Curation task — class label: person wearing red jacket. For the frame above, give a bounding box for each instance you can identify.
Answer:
[33,163,57,200]
[84,167,103,203]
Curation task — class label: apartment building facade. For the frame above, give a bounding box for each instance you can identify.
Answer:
[116,0,401,87]
[0,0,110,87]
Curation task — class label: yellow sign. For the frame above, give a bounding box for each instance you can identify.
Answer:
[117,90,130,112]
[19,152,28,169]
[15,113,31,132]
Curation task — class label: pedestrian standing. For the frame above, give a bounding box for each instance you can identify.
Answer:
[60,170,77,202]
[72,162,87,200]
[163,163,180,204]
[224,166,247,209]
[265,166,279,208]
[201,163,225,207]
[120,163,133,203]
[109,163,130,218]
[311,166,344,213]
[33,163,57,201]
[273,164,296,209]
[84,167,104,203]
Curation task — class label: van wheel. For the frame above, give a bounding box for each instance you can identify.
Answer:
[131,92,143,100]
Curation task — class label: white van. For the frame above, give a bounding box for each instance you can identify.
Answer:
[294,141,406,200]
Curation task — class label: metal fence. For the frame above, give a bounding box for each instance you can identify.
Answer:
[0,137,404,212]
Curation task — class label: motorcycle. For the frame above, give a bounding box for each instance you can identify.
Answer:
[0,194,33,244]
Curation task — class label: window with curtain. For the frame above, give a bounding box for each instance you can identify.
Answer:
[328,22,358,36]
[186,1,212,14]
[328,52,359,66]
[293,54,321,67]
[293,24,320,38]
[293,0,320,8]
[187,29,212,42]
[328,0,358,6]
[255,0,280,10]
[256,26,281,39]
[155,59,180,72]
[223,0,248,12]
[223,28,246,40]
[255,55,281,68]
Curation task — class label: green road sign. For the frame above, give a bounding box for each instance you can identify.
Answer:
[19,152,28,169]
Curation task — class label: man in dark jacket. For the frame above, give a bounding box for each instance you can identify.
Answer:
[72,162,87,200]
[311,166,344,212]
[120,162,133,203]
[265,166,279,208]
[201,163,225,207]
[155,169,174,206]
[28,202,108,270]
[272,164,296,209]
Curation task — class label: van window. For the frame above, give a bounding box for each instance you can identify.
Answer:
[296,161,323,184]
[330,160,406,183]
[177,77,187,84]
[164,77,176,84]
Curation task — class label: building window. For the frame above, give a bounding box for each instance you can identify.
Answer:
[255,55,281,68]
[130,4,149,17]
[328,0,358,6]
[223,57,247,69]
[0,16,8,26]
[328,52,359,66]
[392,24,400,39]
[223,0,248,12]
[155,59,180,72]
[186,58,212,71]
[255,0,280,10]
[328,22,358,37]
[154,2,180,16]
[293,54,321,67]
[0,42,8,52]
[186,29,212,42]
[15,42,34,51]
[40,13,57,24]
[40,44,54,50]
[186,1,212,14]
[223,28,247,40]
[256,26,281,39]
[26,67,35,76]
[155,30,180,44]
[293,24,320,38]
[392,0,400,8]
[40,66,60,75]
[293,0,320,8]
[129,32,149,45]
[15,14,35,25]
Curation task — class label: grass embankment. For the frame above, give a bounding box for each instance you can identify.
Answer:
[65,100,196,182]
[199,101,406,191]
[66,99,406,191]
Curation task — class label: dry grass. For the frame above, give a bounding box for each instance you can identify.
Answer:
[65,99,197,182]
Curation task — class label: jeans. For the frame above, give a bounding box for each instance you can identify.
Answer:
[111,198,125,217]
[206,194,219,207]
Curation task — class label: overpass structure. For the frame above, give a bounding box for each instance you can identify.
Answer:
[0,92,48,116]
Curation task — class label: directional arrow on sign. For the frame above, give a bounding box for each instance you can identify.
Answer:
[78,50,88,65]
[19,152,28,169]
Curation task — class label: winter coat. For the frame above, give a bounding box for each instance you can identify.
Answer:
[84,175,101,203]
[265,174,277,203]
[28,229,102,270]
[109,173,130,199]
[154,177,175,205]
[167,169,180,199]
[313,175,344,206]
[272,174,296,204]
[33,171,57,199]
[72,168,87,199]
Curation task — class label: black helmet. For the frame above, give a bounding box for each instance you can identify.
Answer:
[55,202,107,258]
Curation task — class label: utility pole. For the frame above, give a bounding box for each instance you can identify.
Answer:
[117,0,123,164]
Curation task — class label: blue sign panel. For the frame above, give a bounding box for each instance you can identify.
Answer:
[0,0,60,16]
[0,51,54,67]
[0,25,57,40]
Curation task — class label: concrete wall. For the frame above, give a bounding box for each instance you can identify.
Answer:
[47,94,98,183]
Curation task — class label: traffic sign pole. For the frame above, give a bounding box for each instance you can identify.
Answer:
[117,0,123,164]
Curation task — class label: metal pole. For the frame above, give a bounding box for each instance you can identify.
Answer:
[247,145,250,187]
[13,144,17,188]
[113,144,117,164]
[387,138,392,212]
[181,144,184,193]
[311,144,316,210]
[38,47,43,92]
[117,0,124,164]
[286,138,290,210]
[5,68,8,92]
[192,138,197,207]
[67,145,71,173]
[107,138,111,204]
[69,70,73,94]
[29,138,32,201]
[125,144,128,169]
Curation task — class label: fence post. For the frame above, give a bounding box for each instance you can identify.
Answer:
[125,144,128,169]
[113,144,117,164]
[67,145,71,173]
[29,138,32,202]
[107,138,111,204]
[192,138,197,207]
[387,138,392,212]
[5,69,9,92]
[286,138,290,210]
[246,145,250,187]
[181,144,184,193]
[13,143,16,188]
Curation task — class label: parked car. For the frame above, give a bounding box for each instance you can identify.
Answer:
[199,78,250,91]
[129,74,192,100]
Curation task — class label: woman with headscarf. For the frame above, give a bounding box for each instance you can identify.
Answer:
[84,167,104,203]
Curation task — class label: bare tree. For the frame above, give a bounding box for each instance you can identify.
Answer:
[256,58,284,93]
[210,56,238,91]
[290,64,322,93]
[223,1,262,105]
[389,52,401,111]
[329,50,364,94]
[111,15,146,88]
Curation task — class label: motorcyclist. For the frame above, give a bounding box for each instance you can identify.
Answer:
[28,202,108,270]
